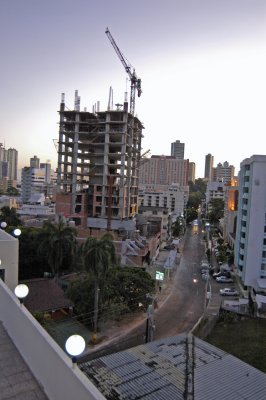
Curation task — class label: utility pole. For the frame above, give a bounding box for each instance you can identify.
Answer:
[145,301,154,343]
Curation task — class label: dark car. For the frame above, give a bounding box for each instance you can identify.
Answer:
[164,244,175,250]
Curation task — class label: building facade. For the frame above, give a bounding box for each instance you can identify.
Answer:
[138,184,186,217]
[234,155,266,295]
[139,156,189,187]
[212,161,235,183]
[188,162,196,183]
[222,178,239,248]
[21,160,54,202]
[205,180,226,204]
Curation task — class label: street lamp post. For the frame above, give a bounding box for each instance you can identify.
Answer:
[14,283,29,305]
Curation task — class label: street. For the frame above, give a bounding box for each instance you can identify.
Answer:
[80,225,207,362]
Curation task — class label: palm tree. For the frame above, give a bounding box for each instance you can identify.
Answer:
[81,233,116,342]
[38,218,77,277]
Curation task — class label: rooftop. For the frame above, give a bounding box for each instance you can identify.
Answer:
[80,333,266,400]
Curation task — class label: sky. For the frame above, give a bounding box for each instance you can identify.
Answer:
[1,0,266,178]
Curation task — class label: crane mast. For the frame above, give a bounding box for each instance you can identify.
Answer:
[105,27,142,115]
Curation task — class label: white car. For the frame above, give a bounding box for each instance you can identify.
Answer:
[216,276,233,283]
[220,288,239,296]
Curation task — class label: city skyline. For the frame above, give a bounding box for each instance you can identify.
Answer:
[1,0,266,177]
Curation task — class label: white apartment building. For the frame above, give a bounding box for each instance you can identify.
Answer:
[234,155,266,297]
[21,162,56,202]
[138,184,186,217]
[205,180,226,204]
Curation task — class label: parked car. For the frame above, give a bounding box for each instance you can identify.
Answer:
[216,276,233,283]
[213,271,231,279]
[201,268,209,275]
[202,273,209,281]
[220,288,239,296]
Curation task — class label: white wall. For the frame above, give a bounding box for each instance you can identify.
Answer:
[0,229,18,290]
[0,279,105,400]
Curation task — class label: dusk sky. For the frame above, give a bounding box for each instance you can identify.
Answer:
[1,0,266,177]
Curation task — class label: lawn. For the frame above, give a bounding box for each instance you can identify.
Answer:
[44,318,92,351]
[205,314,266,373]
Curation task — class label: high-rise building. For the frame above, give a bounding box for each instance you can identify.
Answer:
[139,155,189,187]
[7,148,18,181]
[188,162,196,183]
[212,161,235,183]
[30,155,40,168]
[204,153,214,181]
[234,155,266,294]
[56,90,143,231]
[171,140,185,159]
[0,144,18,188]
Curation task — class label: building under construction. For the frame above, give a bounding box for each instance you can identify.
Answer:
[56,90,144,234]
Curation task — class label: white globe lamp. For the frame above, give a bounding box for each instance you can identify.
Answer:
[14,284,29,304]
[65,335,86,365]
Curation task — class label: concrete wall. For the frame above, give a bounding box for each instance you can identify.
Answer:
[0,279,105,400]
[0,229,18,290]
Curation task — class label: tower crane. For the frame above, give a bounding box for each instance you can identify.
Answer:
[105,27,142,115]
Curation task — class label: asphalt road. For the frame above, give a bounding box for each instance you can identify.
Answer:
[80,226,208,362]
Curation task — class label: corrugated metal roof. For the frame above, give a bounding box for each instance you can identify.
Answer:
[80,334,266,400]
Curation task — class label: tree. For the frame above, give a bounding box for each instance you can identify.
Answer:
[188,178,207,196]
[207,199,225,224]
[187,192,202,210]
[38,218,77,277]
[19,227,47,280]
[186,208,198,224]
[172,218,183,237]
[66,266,155,327]
[81,233,117,341]
[6,187,20,196]
[104,267,155,312]
[0,206,21,226]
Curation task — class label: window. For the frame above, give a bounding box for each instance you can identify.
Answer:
[262,251,266,258]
